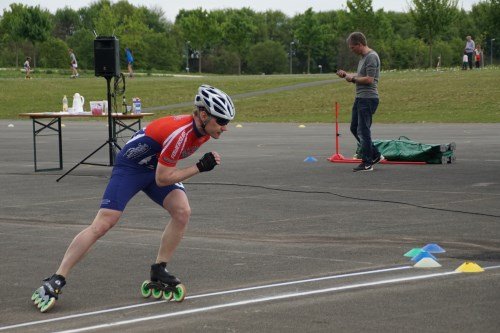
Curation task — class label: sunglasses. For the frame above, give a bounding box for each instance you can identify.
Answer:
[213,116,230,126]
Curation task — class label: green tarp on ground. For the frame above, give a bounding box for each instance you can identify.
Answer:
[357,136,455,164]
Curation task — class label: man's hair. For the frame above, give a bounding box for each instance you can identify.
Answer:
[193,106,207,117]
[347,32,367,46]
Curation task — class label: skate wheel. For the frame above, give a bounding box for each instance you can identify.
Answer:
[163,290,173,301]
[173,284,186,302]
[152,288,163,299]
[31,290,39,302]
[140,280,152,298]
[40,297,56,313]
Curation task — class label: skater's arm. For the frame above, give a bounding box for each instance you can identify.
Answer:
[155,164,199,187]
[155,152,221,187]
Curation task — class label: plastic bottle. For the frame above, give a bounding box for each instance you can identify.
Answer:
[62,95,68,112]
[122,95,127,114]
[132,97,141,114]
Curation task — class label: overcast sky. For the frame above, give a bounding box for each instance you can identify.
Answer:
[0,0,481,21]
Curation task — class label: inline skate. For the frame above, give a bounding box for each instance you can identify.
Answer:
[31,274,66,313]
[140,262,186,302]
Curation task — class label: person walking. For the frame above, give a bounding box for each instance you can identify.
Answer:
[69,48,79,78]
[465,36,475,70]
[125,47,134,77]
[31,84,235,312]
[336,32,383,172]
[23,56,31,79]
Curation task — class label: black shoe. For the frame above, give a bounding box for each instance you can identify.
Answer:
[372,154,385,165]
[353,163,373,172]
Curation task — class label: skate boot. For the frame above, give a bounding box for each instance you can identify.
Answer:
[31,274,66,313]
[140,262,186,302]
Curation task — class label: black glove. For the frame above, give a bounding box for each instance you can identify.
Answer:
[196,152,217,172]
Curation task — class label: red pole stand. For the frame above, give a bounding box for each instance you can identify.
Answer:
[327,101,426,165]
[328,101,347,162]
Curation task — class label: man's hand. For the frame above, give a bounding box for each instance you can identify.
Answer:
[336,69,347,78]
[196,152,221,172]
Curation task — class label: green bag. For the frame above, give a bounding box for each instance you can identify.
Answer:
[356,136,455,164]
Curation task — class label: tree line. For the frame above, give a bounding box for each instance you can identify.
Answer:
[0,0,499,74]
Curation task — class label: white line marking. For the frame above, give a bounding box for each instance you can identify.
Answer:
[3,265,499,332]
[187,266,411,299]
[0,266,410,331]
[53,265,500,333]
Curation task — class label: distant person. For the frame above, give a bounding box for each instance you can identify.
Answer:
[474,45,482,69]
[336,32,383,172]
[125,47,134,78]
[465,36,475,70]
[436,55,441,71]
[462,51,468,70]
[24,56,31,79]
[31,84,235,313]
[69,48,79,78]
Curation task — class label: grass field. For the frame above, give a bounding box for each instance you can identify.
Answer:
[1,67,499,123]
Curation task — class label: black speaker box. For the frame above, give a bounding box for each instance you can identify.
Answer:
[94,37,120,77]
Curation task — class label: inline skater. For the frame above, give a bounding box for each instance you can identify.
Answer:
[32,84,235,312]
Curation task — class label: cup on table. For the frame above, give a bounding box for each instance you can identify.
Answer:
[90,101,103,116]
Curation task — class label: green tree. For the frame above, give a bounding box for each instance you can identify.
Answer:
[247,40,287,74]
[16,5,53,67]
[66,29,95,69]
[260,10,292,43]
[116,10,151,69]
[221,8,258,75]
[52,7,81,40]
[92,2,119,36]
[38,37,69,68]
[346,0,377,35]
[294,8,326,74]
[0,3,28,67]
[471,0,500,64]
[410,0,458,67]
[142,32,181,71]
[175,8,220,73]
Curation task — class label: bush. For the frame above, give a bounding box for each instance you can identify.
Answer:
[247,40,287,74]
[38,38,68,68]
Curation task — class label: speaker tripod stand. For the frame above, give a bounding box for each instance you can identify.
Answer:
[57,76,121,182]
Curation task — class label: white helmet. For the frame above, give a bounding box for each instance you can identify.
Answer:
[194,84,235,120]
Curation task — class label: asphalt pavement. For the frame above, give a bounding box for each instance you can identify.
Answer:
[0,120,499,332]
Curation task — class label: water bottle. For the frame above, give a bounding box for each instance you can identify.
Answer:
[62,95,68,112]
[122,96,127,114]
[132,97,141,114]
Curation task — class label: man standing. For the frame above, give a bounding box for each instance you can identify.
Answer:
[336,32,382,172]
[31,85,235,312]
[465,36,475,70]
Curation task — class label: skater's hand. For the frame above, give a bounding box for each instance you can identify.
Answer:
[196,152,220,172]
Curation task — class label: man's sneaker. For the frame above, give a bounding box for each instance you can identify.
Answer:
[372,154,385,165]
[353,163,373,172]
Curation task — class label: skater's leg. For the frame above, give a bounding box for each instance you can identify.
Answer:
[156,190,191,263]
[56,208,122,277]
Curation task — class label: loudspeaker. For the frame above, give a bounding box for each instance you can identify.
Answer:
[94,37,120,77]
